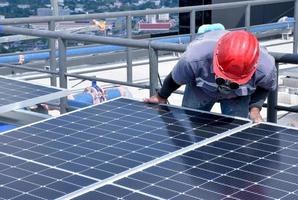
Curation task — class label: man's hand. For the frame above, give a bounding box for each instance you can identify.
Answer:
[249,107,264,123]
[144,95,167,104]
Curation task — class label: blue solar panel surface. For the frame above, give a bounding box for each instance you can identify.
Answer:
[73,184,158,200]
[74,123,298,200]
[0,76,61,107]
[0,98,250,199]
[0,153,96,200]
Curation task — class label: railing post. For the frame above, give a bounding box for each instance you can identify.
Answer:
[148,43,159,96]
[126,15,133,83]
[190,10,196,41]
[48,20,57,87]
[58,38,67,114]
[294,0,298,53]
[245,4,251,31]
[267,62,279,123]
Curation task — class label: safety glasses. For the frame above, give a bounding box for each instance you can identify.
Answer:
[215,77,239,90]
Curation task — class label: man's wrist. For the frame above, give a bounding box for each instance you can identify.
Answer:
[157,90,168,100]
[250,107,261,114]
[249,107,264,123]
[156,93,167,104]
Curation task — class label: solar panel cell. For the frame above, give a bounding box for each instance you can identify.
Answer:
[74,123,298,200]
[0,98,252,199]
[0,154,96,200]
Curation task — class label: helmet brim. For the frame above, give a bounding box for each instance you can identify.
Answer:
[213,56,256,85]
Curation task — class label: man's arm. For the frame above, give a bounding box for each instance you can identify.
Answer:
[144,72,181,104]
[249,86,270,122]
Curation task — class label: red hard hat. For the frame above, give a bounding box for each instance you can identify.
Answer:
[213,30,260,85]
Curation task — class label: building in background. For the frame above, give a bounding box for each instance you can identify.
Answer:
[138,13,175,33]
[37,7,70,16]
[179,0,211,34]
[179,0,293,34]
[0,0,8,7]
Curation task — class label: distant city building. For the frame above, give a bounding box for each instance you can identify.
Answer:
[73,4,84,13]
[153,0,161,6]
[37,7,70,16]
[37,8,51,16]
[141,12,174,32]
[74,7,84,13]
[158,13,169,21]
[0,15,5,19]
[0,0,9,7]
[17,4,30,9]
[32,21,91,31]
[146,14,157,23]
[58,0,64,6]
[138,22,171,31]
[134,0,148,6]
[113,1,122,8]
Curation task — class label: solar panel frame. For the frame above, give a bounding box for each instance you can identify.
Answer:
[53,98,252,199]
[73,122,298,200]
[0,76,72,114]
[0,97,252,199]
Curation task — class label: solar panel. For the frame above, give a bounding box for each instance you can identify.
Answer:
[71,123,298,200]
[0,98,250,199]
[72,184,159,200]
[0,153,96,200]
[0,76,71,114]
[1,98,248,177]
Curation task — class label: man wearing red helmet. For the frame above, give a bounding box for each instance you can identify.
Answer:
[145,30,277,122]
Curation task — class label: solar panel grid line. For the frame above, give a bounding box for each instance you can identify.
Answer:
[114,169,202,200]
[0,153,97,200]
[57,118,253,200]
[0,151,162,200]
[72,185,162,200]
[115,153,254,199]
[190,158,288,197]
[0,143,161,200]
[177,123,298,198]
[0,76,72,114]
[0,151,100,184]
[182,122,298,199]
[0,108,222,171]
[0,98,252,199]
[0,97,249,176]
[85,123,298,200]
[0,76,65,91]
[0,91,124,136]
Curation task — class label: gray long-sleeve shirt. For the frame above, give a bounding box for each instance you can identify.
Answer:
[167,30,277,109]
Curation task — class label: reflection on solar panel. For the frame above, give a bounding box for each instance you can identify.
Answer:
[75,123,298,200]
[1,98,248,180]
[0,76,70,114]
[0,98,251,199]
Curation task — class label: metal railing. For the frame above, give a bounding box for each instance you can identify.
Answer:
[1,0,297,85]
[0,0,298,121]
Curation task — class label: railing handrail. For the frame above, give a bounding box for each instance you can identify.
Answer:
[0,25,188,52]
[0,0,294,25]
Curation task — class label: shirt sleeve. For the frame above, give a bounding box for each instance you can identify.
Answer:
[256,49,277,91]
[249,53,277,110]
[256,66,277,91]
[171,56,196,85]
[158,72,181,99]
[249,87,270,110]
